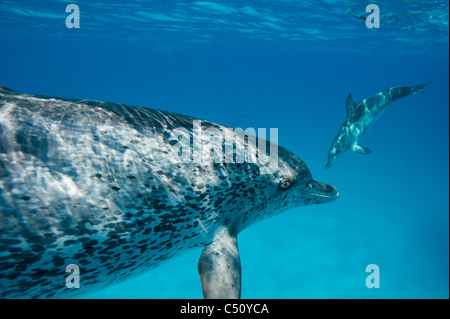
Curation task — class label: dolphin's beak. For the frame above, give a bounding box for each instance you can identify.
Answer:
[304,180,339,203]
[325,156,335,169]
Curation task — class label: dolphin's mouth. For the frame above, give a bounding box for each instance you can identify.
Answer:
[304,180,339,201]
[325,156,336,169]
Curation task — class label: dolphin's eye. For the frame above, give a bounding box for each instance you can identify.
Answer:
[279,179,291,190]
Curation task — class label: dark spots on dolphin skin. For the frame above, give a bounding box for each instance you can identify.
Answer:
[80,218,102,226]
[6,272,21,280]
[142,228,152,236]
[82,239,99,254]
[2,238,22,245]
[30,269,48,280]
[23,253,42,265]
[8,246,22,253]
[74,252,88,260]
[13,263,28,272]
[30,244,46,252]
[0,89,330,299]
[135,210,145,217]
[64,239,77,246]
[51,255,65,267]
[153,223,177,233]
[103,222,129,234]
[78,258,90,265]
[0,261,16,271]
[24,234,56,245]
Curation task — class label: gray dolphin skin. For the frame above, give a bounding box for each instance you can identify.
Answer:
[0,86,338,298]
[325,82,431,169]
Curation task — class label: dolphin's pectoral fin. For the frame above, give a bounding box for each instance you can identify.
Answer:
[346,93,358,116]
[352,144,372,154]
[198,227,241,299]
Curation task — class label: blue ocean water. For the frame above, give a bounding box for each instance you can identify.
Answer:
[0,0,448,298]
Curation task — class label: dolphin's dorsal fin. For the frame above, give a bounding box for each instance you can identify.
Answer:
[198,227,241,299]
[346,94,357,116]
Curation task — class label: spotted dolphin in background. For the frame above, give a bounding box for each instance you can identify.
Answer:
[0,86,338,298]
[325,82,431,169]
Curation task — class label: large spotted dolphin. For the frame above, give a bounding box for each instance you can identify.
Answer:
[325,82,431,169]
[0,86,338,299]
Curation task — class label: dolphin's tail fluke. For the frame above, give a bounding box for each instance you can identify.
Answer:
[411,82,432,95]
